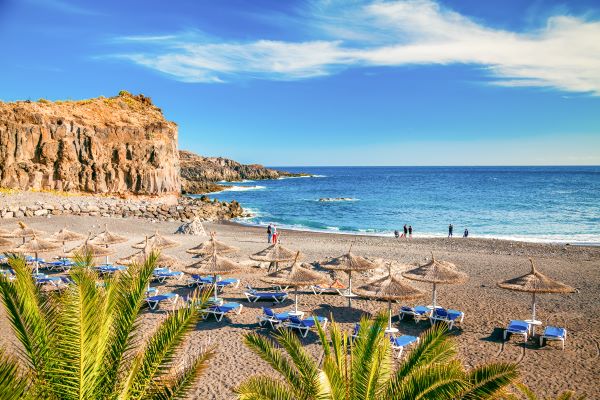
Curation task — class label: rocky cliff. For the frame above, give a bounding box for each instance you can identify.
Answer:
[0,92,180,196]
[179,150,298,193]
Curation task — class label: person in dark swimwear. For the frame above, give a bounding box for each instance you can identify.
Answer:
[394,230,400,239]
[448,224,453,237]
[403,224,408,239]
[408,225,413,239]
[463,228,469,238]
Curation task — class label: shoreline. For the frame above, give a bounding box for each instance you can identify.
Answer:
[228,219,600,247]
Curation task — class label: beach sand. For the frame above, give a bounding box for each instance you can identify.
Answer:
[1,215,599,399]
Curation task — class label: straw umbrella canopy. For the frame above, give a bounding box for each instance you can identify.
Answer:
[355,263,425,332]
[262,252,327,315]
[321,244,380,304]
[50,228,86,254]
[0,237,14,249]
[89,224,128,263]
[11,234,60,274]
[8,221,45,244]
[132,230,179,250]
[250,242,299,272]
[497,258,575,323]
[66,233,115,259]
[119,239,180,268]
[186,232,238,257]
[402,253,468,309]
[186,247,244,303]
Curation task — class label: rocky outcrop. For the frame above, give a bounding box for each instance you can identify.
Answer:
[0,92,180,196]
[179,150,300,194]
[0,192,242,222]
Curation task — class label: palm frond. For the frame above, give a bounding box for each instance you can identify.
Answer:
[351,313,389,399]
[387,361,468,400]
[0,349,29,400]
[119,296,201,399]
[148,346,216,400]
[460,362,519,399]
[234,376,296,400]
[243,332,303,392]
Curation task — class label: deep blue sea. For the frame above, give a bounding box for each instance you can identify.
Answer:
[198,166,600,245]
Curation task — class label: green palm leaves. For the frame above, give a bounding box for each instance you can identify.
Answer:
[236,314,519,400]
[0,253,212,400]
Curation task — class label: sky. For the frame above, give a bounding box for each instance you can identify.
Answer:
[0,0,599,166]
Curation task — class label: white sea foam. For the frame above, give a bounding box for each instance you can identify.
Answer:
[277,174,326,180]
[220,185,265,192]
[316,197,359,202]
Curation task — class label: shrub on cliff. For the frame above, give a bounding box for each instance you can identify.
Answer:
[0,253,213,399]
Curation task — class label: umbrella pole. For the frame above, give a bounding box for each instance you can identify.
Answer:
[348,271,353,307]
[295,290,299,314]
[388,300,393,332]
[531,292,537,321]
[105,245,109,265]
[35,251,39,275]
[213,274,219,303]
[432,283,437,309]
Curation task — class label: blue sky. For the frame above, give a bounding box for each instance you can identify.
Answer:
[1,0,599,166]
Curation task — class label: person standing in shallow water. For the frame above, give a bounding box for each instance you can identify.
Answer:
[463,228,469,238]
[448,224,453,238]
[403,224,408,239]
[408,225,413,239]
[272,225,278,244]
[267,224,272,243]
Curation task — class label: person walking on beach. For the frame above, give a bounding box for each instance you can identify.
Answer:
[448,224,453,238]
[267,224,273,243]
[408,225,413,239]
[403,224,408,239]
[272,225,278,244]
[463,228,469,238]
[394,230,400,239]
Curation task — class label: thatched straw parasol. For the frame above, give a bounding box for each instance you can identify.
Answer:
[11,234,60,274]
[355,263,425,332]
[132,230,179,250]
[50,227,86,254]
[0,227,12,237]
[262,252,327,315]
[89,224,128,263]
[250,242,300,272]
[0,237,14,249]
[8,221,45,244]
[321,244,380,305]
[186,248,244,303]
[402,253,467,309]
[119,239,180,268]
[497,258,575,323]
[186,232,238,257]
[67,233,115,259]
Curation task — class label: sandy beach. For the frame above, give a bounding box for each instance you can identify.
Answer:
[1,215,599,399]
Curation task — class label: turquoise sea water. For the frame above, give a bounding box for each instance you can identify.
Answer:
[197,166,600,244]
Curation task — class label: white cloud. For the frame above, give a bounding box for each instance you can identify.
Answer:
[111,0,600,94]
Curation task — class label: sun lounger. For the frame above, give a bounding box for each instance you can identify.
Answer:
[503,320,530,342]
[44,259,75,272]
[390,335,419,358]
[145,292,179,311]
[146,287,159,296]
[244,289,288,303]
[200,302,243,321]
[539,326,567,350]
[284,316,328,338]
[258,307,294,328]
[187,274,213,288]
[429,308,464,330]
[97,265,127,275]
[152,269,184,283]
[0,269,16,281]
[399,305,431,323]
[35,275,62,287]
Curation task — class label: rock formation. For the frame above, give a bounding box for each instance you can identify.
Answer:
[179,150,299,193]
[0,92,180,196]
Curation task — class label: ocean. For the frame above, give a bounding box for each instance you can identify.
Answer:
[197,166,600,245]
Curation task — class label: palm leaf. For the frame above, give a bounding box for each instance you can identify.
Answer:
[235,376,296,400]
[389,361,468,400]
[460,362,519,399]
[0,349,29,399]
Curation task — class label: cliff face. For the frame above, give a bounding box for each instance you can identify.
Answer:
[0,92,180,196]
[180,150,292,193]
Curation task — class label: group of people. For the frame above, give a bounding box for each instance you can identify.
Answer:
[448,224,469,238]
[266,224,278,243]
[394,224,413,239]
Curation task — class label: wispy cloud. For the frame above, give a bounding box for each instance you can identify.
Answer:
[109,0,600,94]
